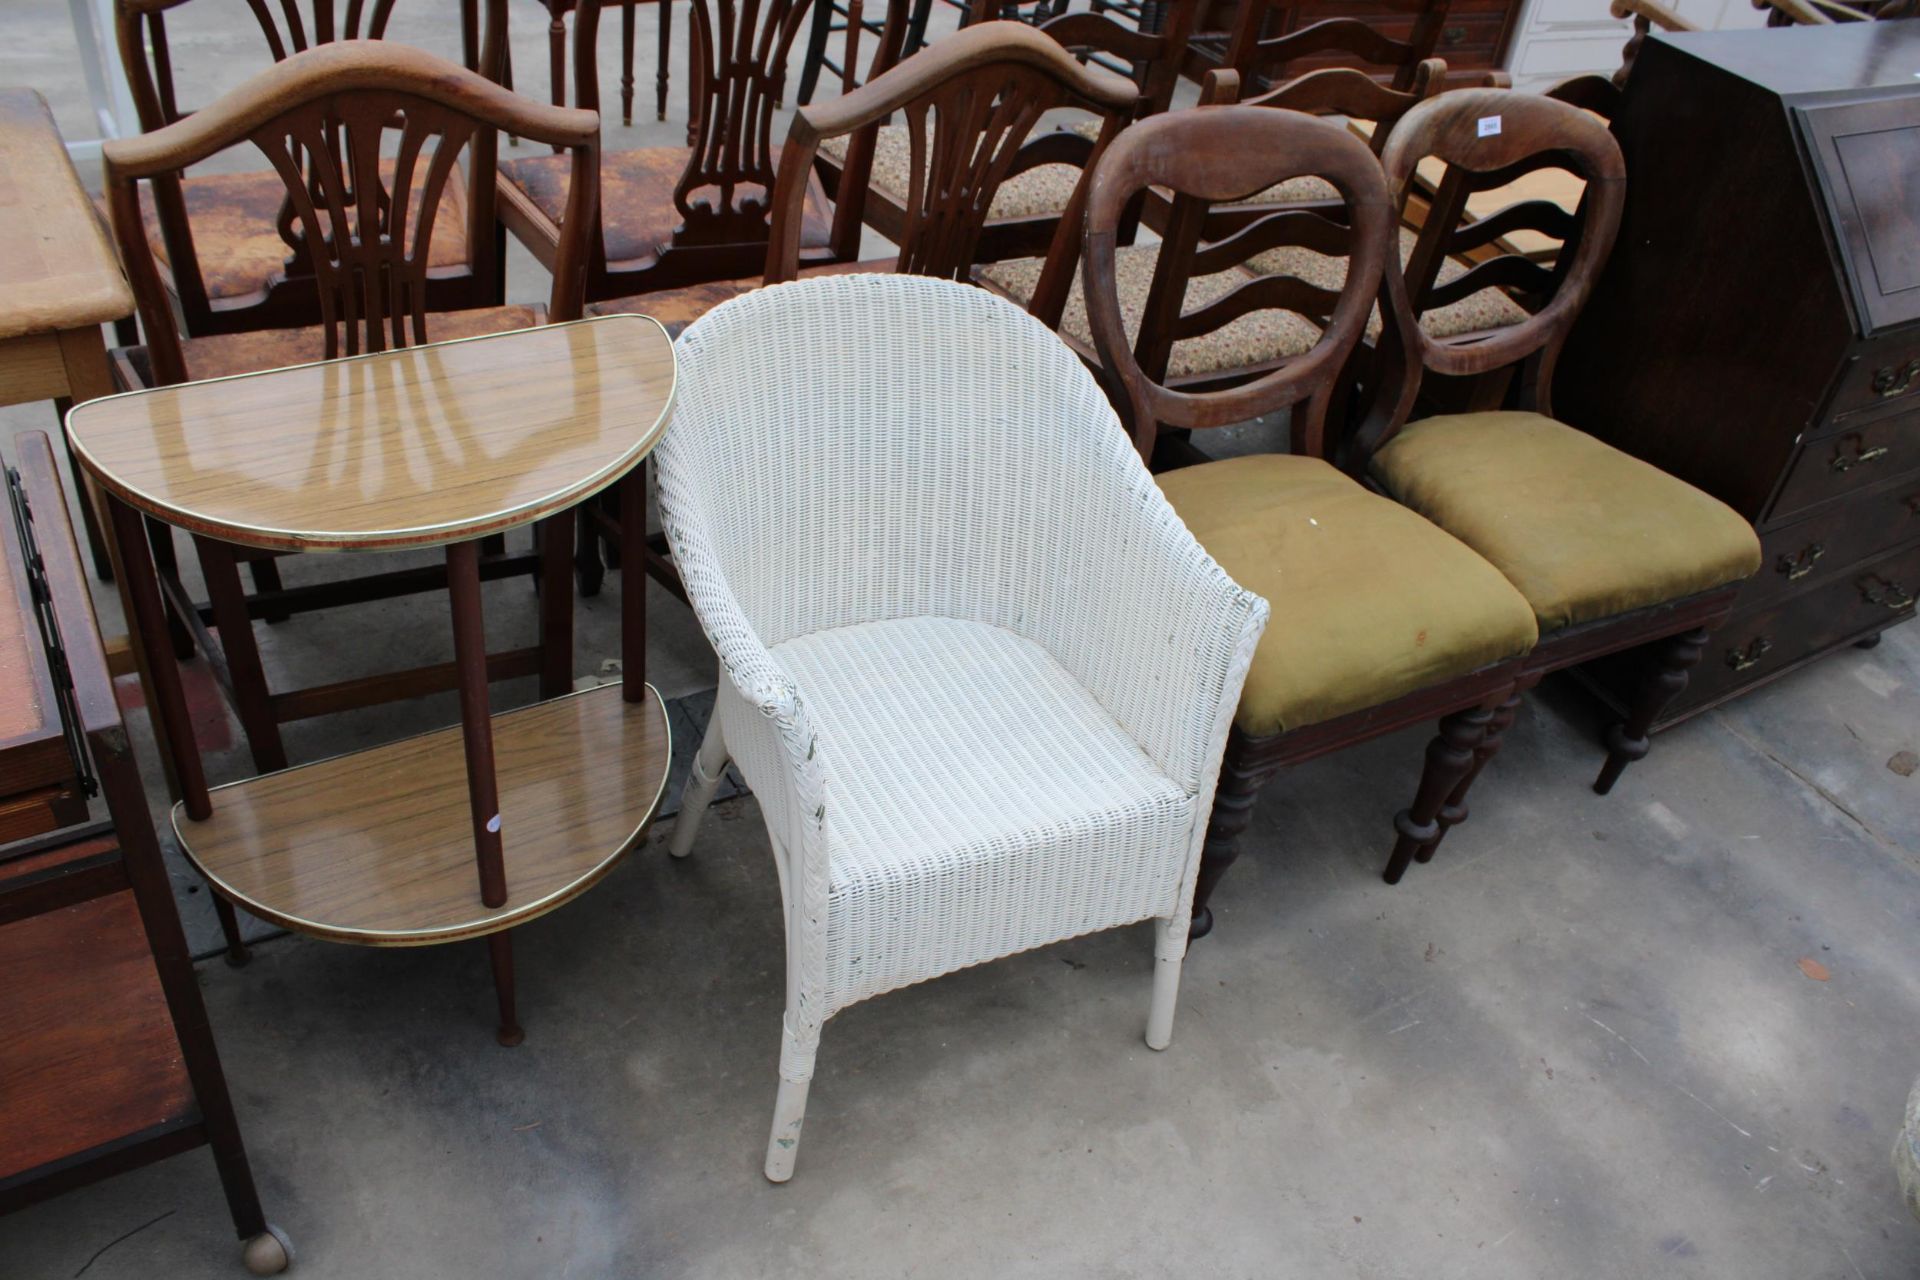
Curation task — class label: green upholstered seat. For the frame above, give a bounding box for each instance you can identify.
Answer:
[1369,411,1763,634]
[1158,454,1539,737]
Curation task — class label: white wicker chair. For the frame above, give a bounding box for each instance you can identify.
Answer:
[655,274,1269,1182]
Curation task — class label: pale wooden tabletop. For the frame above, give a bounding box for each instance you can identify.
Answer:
[66,314,679,552]
[0,88,134,342]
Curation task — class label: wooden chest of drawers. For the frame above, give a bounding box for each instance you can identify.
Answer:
[1185,0,1524,82]
[1556,22,1920,727]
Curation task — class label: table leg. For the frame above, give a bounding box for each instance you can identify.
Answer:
[106,500,211,815]
[621,465,647,694]
[487,930,525,1047]
[447,540,507,909]
[56,326,181,801]
[100,740,268,1237]
[192,534,288,773]
[538,510,574,699]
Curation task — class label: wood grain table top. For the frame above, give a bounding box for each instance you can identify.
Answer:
[173,683,671,946]
[67,315,678,552]
[0,88,135,342]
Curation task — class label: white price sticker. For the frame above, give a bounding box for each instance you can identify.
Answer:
[1478,115,1502,138]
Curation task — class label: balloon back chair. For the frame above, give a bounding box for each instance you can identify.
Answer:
[1347,90,1760,839]
[656,273,1268,1180]
[1080,103,1545,932]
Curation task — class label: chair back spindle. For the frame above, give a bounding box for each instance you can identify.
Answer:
[1349,88,1626,465]
[104,42,599,385]
[771,20,1140,301]
[1082,104,1396,457]
[1226,0,1454,93]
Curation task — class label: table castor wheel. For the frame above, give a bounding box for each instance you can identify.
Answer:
[243,1224,293,1274]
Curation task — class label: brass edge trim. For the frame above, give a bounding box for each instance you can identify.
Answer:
[67,314,678,553]
[170,682,673,947]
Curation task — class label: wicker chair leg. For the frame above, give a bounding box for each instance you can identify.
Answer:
[670,713,729,858]
[1145,915,1185,1050]
[765,1018,817,1183]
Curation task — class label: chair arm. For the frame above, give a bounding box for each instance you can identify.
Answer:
[1023,444,1269,796]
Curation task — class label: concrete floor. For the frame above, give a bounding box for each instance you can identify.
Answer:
[5,3,1920,1277]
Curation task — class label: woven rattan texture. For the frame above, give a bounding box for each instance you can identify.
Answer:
[654,275,1267,1170]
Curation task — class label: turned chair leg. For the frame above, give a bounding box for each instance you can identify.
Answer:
[487,930,525,1047]
[670,713,730,858]
[1188,745,1266,941]
[1384,706,1493,885]
[1416,679,1534,867]
[1595,626,1708,796]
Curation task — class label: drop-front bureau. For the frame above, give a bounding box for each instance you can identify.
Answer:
[1556,20,1920,728]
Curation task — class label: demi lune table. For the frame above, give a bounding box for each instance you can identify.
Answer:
[65,315,678,1046]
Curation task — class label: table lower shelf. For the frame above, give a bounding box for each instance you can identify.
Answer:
[0,891,196,1184]
[175,682,671,947]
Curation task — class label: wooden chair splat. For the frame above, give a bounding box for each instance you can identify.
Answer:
[111,0,509,338]
[1078,103,1538,931]
[1349,89,1760,854]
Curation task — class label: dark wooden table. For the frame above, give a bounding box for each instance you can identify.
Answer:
[0,434,289,1275]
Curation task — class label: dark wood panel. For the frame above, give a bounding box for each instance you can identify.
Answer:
[0,438,75,802]
[0,892,196,1182]
[1798,95,1920,336]
[1683,541,1920,710]
[1828,332,1920,422]
[1556,36,1853,522]
[1749,478,1920,611]
[1768,405,1920,524]
[1557,23,1920,724]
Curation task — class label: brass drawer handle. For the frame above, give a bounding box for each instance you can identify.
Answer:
[1870,357,1920,399]
[1776,542,1824,581]
[1725,636,1773,671]
[1860,575,1917,611]
[1831,435,1890,473]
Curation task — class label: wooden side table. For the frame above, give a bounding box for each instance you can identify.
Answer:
[0,88,173,769]
[66,316,679,1046]
[1,434,288,1275]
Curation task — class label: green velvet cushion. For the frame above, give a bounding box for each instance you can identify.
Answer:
[1370,411,1763,633]
[1158,455,1539,737]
